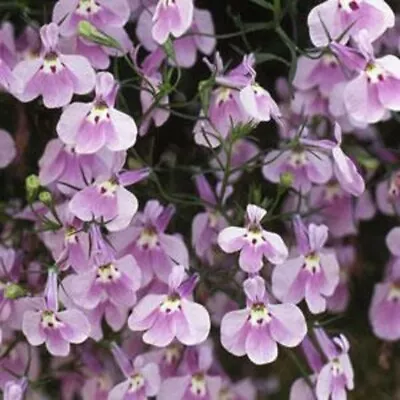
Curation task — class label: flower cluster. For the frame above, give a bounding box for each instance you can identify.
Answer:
[0,0,400,398]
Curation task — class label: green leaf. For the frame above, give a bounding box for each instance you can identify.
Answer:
[255,52,290,66]
[249,0,274,11]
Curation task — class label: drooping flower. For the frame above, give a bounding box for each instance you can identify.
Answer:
[376,169,400,216]
[57,72,137,154]
[109,342,161,400]
[307,0,395,47]
[128,265,211,347]
[218,204,288,272]
[111,199,189,285]
[22,270,90,356]
[314,328,354,399]
[272,217,340,314]
[220,276,307,365]
[191,175,231,265]
[12,23,95,108]
[69,168,149,232]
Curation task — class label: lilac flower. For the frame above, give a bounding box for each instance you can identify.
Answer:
[108,343,161,400]
[61,255,141,310]
[344,35,400,124]
[0,129,16,168]
[38,138,126,195]
[218,204,288,272]
[272,217,340,314]
[111,199,189,284]
[157,342,222,400]
[192,175,230,265]
[151,0,194,44]
[128,265,211,347]
[12,23,95,108]
[262,139,333,193]
[69,168,149,232]
[307,0,395,47]
[22,271,90,356]
[57,72,137,154]
[220,276,307,365]
[137,7,215,68]
[314,329,354,399]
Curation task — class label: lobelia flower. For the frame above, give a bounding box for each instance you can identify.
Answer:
[12,23,95,108]
[272,217,340,314]
[157,341,222,400]
[0,22,19,93]
[314,328,354,399]
[194,54,255,148]
[0,129,16,168]
[38,138,126,196]
[220,276,307,365]
[376,169,400,216]
[128,264,211,347]
[111,199,189,285]
[133,49,170,136]
[330,123,365,196]
[57,71,137,154]
[53,0,132,69]
[61,254,142,310]
[308,180,375,238]
[262,136,334,193]
[344,32,400,124]
[22,270,90,357]
[369,230,400,340]
[150,0,194,45]
[218,204,288,272]
[69,168,149,232]
[209,138,259,183]
[307,0,395,47]
[218,378,257,400]
[4,378,28,400]
[327,242,356,313]
[108,343,161,400]
[136,7,215,68]
[191,175,231,265]
[15,26,41,61]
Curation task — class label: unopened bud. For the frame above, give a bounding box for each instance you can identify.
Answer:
[25,174,40,202]
[4,283,26,299]
[39,191,52,206]
[78,21,121,50]
[280,172,294,188]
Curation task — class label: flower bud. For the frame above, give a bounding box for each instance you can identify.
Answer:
[280,171,294,188]
[4,283,26,299]
[78,21,121,50]
[25,174,40,203]
[39,191,52,206]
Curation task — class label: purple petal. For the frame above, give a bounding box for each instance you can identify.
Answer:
[58,309,90,343]
[22,311,45,346]
[245,326,278,365]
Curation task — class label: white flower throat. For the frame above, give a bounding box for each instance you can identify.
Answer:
[76,0,101,16]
